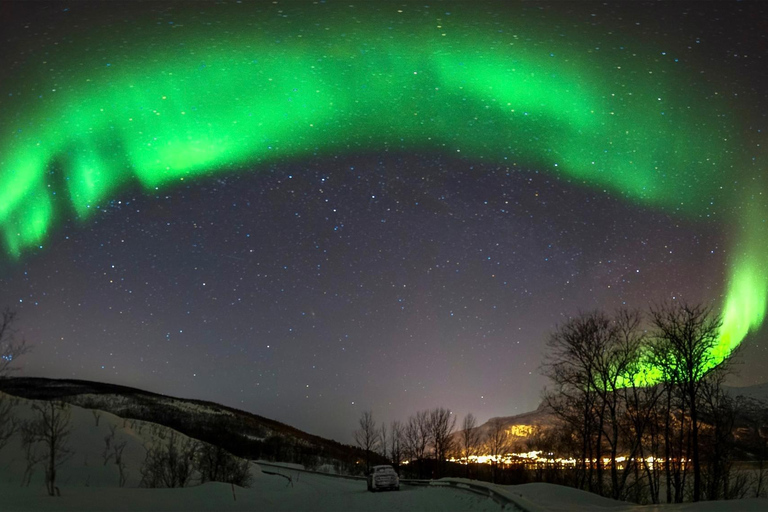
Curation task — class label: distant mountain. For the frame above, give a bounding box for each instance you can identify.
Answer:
[0,377,372,473]
[450,401,557,448]
[481,401,557,432]
[726,382,768,402]
[461,382,768,451]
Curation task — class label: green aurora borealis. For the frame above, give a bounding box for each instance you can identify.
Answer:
[0,4,764,380]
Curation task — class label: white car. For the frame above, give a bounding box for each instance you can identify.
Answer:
[366,465,400,492]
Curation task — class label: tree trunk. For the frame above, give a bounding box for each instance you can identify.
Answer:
[581,414,590,490]
[664,386,672,504]
[596,407,604,496]
[610,404,619,499]
[690,386,701,502]
[677,405,689,504]
[48,436,56,496]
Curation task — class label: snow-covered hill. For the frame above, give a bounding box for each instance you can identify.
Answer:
[0,391,210,489]
[0,377,367,473]
[0,392,502,511]
[2,391,768,511]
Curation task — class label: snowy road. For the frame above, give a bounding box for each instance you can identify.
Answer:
[3,466,510,511]
[251,472,509,512]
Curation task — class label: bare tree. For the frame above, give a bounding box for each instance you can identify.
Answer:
[619,361,664,504]
[389,420,404,468]
[20,423,44,486]
[699,355,737,500]
[378,423,389,460]
[23,400,73,496]
[113,439,129,487]
[403,416,417,462]
[0,392,17,454]
[486,418,510,483]
[428,407,456,477]
[103,424,118,465]
[459,413,482,478]
[354,410,378,473]
[542,311,612,492]
[649,336,687,504]
[402,411,431,478]
[650,302,721,502]
[100,421,129,486]
[594,309,646,499]
[0,308,30,377]
[0,308,30,455]
[404,410,430,462]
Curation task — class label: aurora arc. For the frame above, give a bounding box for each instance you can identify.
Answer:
[0,5,764,379]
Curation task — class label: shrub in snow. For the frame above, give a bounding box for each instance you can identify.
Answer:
[197,442,252,487]
[139,430,197,488]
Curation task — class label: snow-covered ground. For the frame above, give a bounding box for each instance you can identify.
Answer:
[507,482,768,512]
[0,393,503,511]
[1,475,504,512]
[2,392,768,511]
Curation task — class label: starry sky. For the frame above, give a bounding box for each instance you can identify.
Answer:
[1,1,767,443]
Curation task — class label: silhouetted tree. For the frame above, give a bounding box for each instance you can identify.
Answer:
[23,400,73,496]
[459,413,483,478]
[0,308,29,377]
[542,311,612,492]
[594,309,646,499]
[699,357,737,500]
[378,423,388,459]
[404,410,430,461]
[650,302,721,502]
[428,407,456,477]
[619,362,664,504]
[389,420,404,468]
[403,410,430,478]
[354,410,378,473]
[0,308,30,455]
[486,417,510,483]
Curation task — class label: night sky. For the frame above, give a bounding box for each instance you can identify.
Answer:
[1,1,767,443]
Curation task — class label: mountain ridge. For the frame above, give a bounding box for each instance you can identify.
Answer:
[0,376,373,473]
